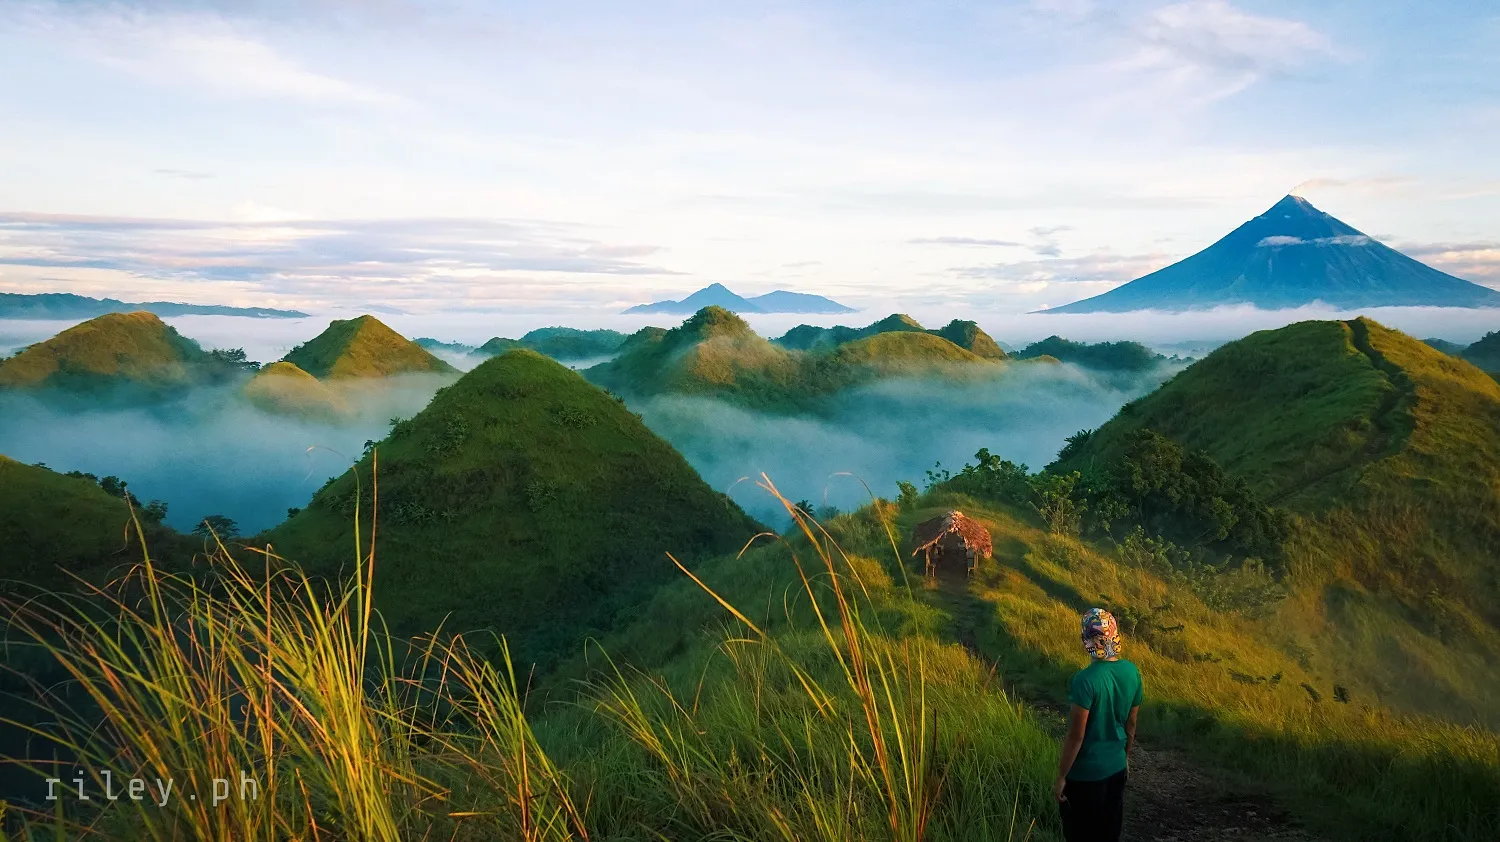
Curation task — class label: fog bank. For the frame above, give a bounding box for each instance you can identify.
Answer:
[0,376,452,535]
[633,361,1177,526]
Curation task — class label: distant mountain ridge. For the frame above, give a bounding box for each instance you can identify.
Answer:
[624,283,854,314]
[0,292,307,320]
[1044,195,1500,313]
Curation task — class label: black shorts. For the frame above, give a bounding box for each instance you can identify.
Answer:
[1059,768,1127,842]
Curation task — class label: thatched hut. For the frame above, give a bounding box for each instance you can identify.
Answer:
[911,510,992,579]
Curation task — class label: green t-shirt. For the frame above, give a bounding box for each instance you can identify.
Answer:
[1066,658,1143,781]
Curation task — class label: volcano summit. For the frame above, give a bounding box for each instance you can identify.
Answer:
[1044,195,1500,313]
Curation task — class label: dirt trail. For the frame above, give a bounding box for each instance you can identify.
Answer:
[929,580,1323,842]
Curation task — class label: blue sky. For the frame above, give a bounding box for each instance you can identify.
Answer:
[0,0,1496,315]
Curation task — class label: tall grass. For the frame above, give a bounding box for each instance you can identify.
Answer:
[0,472,587,841]
[587,477,1046,842]
[1,472,1055,841]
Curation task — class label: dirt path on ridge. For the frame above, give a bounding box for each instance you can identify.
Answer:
[929,579,1323,842]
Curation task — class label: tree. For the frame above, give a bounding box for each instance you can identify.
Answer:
[209,348,261,372]
[1032,471,1086,537]
[141,500,169,525]
[194,514,239,539]
[896,481,920,511]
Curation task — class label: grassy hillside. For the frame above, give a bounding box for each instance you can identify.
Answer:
[933,319,1009,359]
[1053,318,1500,725]
[0,311,224,395]
[261,350,760,666]
[1015,336,1163,371]
[776,313,1007,359]
[243,361,349,420]
[588,306,1004,411]
[518,327,628,359]
[284,315,457,379]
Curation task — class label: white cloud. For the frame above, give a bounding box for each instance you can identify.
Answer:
[1256,235,1374,247]
[14,4,395,105]
[1140,1,1339,76]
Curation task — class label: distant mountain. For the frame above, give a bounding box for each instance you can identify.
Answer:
[623,283,854,314]
[471,327,629,361]
[1422,338,1468,356]
[775,314,1008,359]
[1014,336,1163,372]
[0,292,307,320]
[263,350,759,666]
[0,311,230,395]
[1043,195,1500,313]
[283,315,457,379]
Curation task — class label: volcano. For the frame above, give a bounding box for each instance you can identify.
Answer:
[1043,195,1500,313]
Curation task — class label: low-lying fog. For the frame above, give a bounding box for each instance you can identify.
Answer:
[2,302,1496,537]
[635,363,1177,525]
[0,376,452,535]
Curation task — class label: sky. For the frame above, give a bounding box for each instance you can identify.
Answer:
[0,0,1497,317]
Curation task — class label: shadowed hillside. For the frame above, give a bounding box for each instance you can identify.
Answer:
[261,350,760,666]
[1460,330,1500,373]
[1015,336,1163,371]
[283,315,457,379]
[471,327,629,361]
[0,311,229,396]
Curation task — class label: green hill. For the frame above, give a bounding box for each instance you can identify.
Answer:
[775,313,1005,358]
[585,306,805,406]
[471,328,629,361]
[589,307,1003,411]
[1460,331,1500,373]
[932,319,1009,359]
[243,361,349,421]
[261,350,760,665]
[1051,317,1500,722]
[1015,335,1163,371]
[0,311,226,395]
[1422,338,1466,356]
[0,456,190,594]
[283,315,457,379]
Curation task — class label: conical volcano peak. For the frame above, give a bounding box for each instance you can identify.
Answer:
[1042,195,1500,312]
[1262,193,1324,220]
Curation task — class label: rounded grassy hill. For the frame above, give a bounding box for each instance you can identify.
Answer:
[243,361,350,421]
[283,315,457,379]
[260,350,760,666]
[0,311,216,393]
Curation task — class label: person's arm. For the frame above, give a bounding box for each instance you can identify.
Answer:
[1125,705,1140,758]
[1053,704,1090,802]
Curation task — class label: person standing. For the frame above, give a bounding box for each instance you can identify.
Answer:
[1053,608,1143,842]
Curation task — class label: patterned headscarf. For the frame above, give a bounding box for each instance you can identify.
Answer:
[1081,608,1121,661]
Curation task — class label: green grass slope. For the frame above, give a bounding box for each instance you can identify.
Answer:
[261,350,760,666]
[243,361,349,421]
[932,319,1009,359]
[1054,317,1500,724]
[283,315,457,379]
[0,456,193,594]
[0,311,219,394]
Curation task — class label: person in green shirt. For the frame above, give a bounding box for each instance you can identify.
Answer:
[1053,608,1143,842]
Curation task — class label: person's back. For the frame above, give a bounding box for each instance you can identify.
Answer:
[1054,609,1143,842]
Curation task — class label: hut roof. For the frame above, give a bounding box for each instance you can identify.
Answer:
[911,510,992,558]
